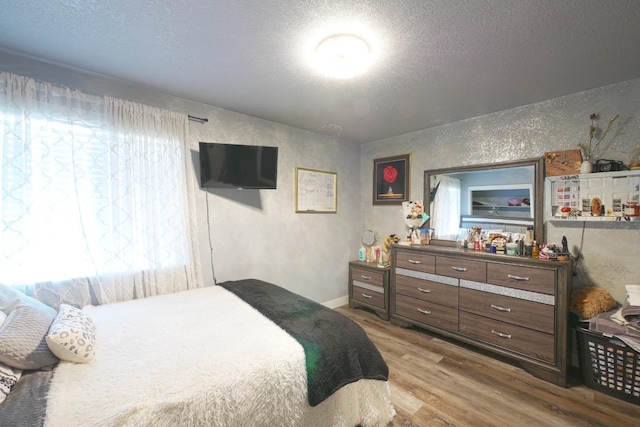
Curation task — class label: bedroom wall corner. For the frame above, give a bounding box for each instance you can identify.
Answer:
[360,78,640,304]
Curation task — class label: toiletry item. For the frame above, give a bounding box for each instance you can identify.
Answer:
[359,246,366,261]
[531,241,539,258]
[410,229,420,245]
[625,201,639,216]
[366,246,375,262]
[524,226,534,246]
[420,228,429,245]
[506,242,518,255]
[524,226,533,255]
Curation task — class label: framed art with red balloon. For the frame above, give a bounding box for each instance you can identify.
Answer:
[373,154,410,205]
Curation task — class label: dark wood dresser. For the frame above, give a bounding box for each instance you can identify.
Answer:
[390,244,572,387]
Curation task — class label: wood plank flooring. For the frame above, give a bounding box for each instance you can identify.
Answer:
[336,306,640,427]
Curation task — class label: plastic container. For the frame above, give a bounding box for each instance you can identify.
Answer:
[531,242,539,258]
[576,327,640,404]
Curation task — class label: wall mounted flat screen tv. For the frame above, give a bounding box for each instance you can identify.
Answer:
[199,142,278,189]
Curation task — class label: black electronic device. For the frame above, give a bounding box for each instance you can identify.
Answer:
[199,142,278,189]
[594,159,625,173]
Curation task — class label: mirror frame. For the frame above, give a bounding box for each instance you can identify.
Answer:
[423,157,544,247]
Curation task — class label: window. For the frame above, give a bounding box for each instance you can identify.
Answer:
[431,174,461,240]
[1,73,200,302]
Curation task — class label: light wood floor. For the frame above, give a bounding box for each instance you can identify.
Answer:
[336,306,640,427]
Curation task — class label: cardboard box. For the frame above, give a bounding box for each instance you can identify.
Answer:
[544,149,582,176]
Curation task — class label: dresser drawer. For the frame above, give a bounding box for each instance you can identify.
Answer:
[395,274,458,308]
[351,285,385,309]
[436,256,486,282]
[459,311,555,363]
[459,288,554,334]
[395,294,458,331]
[395,250,436,273]
[487,263,555,294]
[351,266,385,288]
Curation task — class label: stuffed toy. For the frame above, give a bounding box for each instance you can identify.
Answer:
[381,234,399,264]
[402,201,429,242]
[570,286,617,319]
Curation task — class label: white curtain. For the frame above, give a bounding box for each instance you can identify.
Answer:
[431,175,461,240]
[0,72,202,307]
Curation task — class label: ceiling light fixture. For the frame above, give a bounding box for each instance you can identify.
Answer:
[313,34,371,79]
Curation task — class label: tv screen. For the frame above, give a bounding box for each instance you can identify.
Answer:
[199,142,278,189]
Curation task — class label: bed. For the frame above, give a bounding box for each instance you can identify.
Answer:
[0,279,395,426]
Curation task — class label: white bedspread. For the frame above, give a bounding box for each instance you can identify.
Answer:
[44,286,394,427]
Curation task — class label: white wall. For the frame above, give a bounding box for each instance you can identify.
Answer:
[361,78,640,303]
[4,50,638,304]
[188,106,362,303]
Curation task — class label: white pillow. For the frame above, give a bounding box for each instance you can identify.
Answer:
[46,304,96,364]
[0,312,23,404]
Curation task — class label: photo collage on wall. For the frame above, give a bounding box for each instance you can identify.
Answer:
[553,176,625,217]
[554,177,580,212]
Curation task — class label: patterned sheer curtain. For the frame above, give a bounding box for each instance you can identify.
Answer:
[0,72,202,308]
[431,174,461,240]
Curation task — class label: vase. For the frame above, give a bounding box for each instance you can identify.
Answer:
[580,160,592,174]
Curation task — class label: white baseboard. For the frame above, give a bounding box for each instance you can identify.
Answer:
[323,295,348,309]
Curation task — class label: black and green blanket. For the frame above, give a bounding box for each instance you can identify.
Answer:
[220,278,389,406]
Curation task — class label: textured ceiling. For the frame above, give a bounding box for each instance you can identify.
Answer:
[1,0,640,143]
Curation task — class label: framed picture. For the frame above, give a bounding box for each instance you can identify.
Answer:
[295,167,337,213]
[373,154,410,205]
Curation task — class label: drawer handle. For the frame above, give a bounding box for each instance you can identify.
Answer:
[361,293,373,299]
[360,275,372,280]
[417,308,431,315]
[490,304,512,313]
[507,274,530,281]
[408,259,421,264]
[491,329,512,339]
[451,266,468,272]
[417,287,432,293]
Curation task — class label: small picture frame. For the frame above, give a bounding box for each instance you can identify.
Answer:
[373,154,410,205]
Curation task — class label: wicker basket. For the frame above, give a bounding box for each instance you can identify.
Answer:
[576,327,640,404]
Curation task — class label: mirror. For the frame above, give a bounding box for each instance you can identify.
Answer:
[361,229,377,247]
[423,157,544,246]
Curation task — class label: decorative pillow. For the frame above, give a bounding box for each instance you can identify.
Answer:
[0,304,59,370]
[0,284,56,316]
[46,304,96,363]
[0,310,23,404]
[0,361,22,404]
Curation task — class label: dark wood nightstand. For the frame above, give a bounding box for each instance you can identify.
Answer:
[348,260,390,320]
